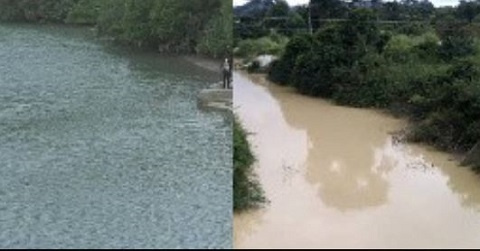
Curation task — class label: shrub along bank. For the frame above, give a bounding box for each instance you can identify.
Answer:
[233,119,265,211]
[268,9,480,164]
[0,0,232,58]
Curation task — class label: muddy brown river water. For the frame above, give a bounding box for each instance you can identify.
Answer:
[233,72,480,249]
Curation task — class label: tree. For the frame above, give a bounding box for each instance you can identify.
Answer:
[267,0,290,17]
[340,8,383,62]
[380,1,405,20]
[0,0,229,57]
[66,0,102,24]
[456,0,480,23]
[417,0,435,19]
[310,0,348,28]
[197,0,233,57]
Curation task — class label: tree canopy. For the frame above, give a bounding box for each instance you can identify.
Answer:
[0,0,232,57]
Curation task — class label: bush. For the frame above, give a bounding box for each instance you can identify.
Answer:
[266,6,480,158]
[407,59,480,151]
[65,0,100,24]
[196,0,233,57]
[384,34,416,62]
[0,0,231,57]
[247,60,261,73]
[268,33,313,85]
[291,53,329,96]
[413,32,441,61]
[439,29,476,60]
[0,0,76,22]
[394,22,434,36]
[233,119,265,211]
[234,34,288,58]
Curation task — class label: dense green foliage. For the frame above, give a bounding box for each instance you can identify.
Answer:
[268,32,313,84]
[268,7,480,153]
[0,0,232,57]
[0,0,76,22]
[233,119,265,211]
[234,31,289,58]
[234,0,307,41]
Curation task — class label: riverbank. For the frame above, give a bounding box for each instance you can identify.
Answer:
[247,72,469,164]
[266,17,480,161]
[184,56,222,73]
[233,71,480,248]
[183,56,233,113]
[0,0,231,58]
[233,119,265,211]
[189,57,257,212]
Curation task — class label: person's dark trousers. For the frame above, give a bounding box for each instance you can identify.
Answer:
[223,70,229,88]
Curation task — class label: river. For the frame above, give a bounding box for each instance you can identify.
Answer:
[233,72,480,249]
[0,24,231,248]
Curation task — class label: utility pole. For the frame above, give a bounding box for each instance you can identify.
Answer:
[308,0,313,35]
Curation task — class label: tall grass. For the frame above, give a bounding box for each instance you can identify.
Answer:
[233,119,265,211]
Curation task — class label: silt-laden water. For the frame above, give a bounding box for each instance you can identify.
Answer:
[234,72,480,249]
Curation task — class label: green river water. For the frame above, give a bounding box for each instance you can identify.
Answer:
[0,24,231,248]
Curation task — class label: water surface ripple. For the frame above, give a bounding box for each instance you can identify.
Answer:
[0,24,231,249]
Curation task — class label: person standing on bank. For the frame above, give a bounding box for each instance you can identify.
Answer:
[222,58,231,89]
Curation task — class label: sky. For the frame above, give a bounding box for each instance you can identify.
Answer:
[233,0,461,7]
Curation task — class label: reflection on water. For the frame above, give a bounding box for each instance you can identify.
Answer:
[234,72,480,249]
